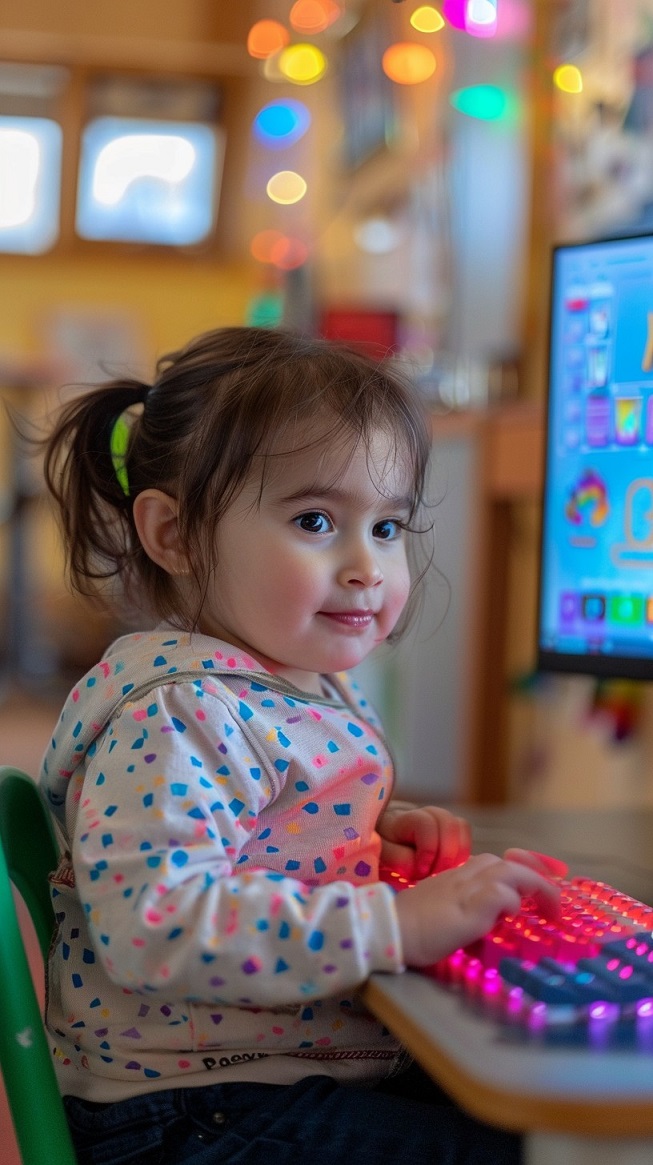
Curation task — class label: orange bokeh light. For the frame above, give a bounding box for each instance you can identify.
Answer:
[382,42,436,85]
[250,231,308,270]
[270,236,309,270]
[289,0,340,34]
[250,230,286,264]
[247,20,290,60]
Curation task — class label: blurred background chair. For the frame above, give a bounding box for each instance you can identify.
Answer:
[0,765,76,1163]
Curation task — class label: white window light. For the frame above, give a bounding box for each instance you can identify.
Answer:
[92,133,196,206]
[0,117,62,253]
[76,117,223,246]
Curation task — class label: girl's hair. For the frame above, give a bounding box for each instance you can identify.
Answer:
[43,326,432,630]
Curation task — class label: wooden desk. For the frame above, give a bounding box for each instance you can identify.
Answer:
[361,808,653,1165]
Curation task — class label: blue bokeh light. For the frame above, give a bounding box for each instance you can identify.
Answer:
[253,100,311,148]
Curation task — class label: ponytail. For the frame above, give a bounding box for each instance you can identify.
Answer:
[43,379,150,599]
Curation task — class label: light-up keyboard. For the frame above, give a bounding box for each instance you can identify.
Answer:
[389,872,653,1048]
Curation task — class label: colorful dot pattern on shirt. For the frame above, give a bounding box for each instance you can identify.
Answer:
[41,631,403,1086]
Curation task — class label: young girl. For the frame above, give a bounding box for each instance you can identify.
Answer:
[40,326,561,1165]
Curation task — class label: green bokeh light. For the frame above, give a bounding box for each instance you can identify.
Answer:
[245,291,284,327]
[449,85,515,121]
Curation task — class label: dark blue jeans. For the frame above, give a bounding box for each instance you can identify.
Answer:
[63,1063,521,1165]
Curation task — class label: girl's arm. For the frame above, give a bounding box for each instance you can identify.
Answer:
[73,682,560,1000]
[73,683,404,1007]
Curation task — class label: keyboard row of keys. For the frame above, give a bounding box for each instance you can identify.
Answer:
[428,878,653,1032]
[471,877,647,967]
[498,937,653,1005]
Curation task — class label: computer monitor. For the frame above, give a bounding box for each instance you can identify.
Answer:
[538,232,653,680]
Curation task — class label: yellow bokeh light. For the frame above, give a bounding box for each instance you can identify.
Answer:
[410,6,445,33]
[266,170,308,205]
[382,43,436,85]
[553,63,583,94]
[247,20,290,60]
[278,43,327,85]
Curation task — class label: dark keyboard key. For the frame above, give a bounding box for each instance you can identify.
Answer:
[602,933,653,971]
[531,955,623,1004]
[499,957,583,1004]
[564,969,621,1003]
[576,954,653,1002]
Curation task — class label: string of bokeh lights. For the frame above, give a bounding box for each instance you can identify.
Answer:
[245,1,585,281]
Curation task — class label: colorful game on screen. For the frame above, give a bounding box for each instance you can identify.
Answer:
[538,234,653,679]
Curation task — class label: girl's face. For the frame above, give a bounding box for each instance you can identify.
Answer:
[197,426,415,695]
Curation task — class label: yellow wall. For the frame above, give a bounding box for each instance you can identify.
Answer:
[0,253,256,368]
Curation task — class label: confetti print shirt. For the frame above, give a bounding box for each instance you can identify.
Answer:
[40,630,405,1101]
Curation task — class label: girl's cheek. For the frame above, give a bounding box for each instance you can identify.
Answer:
[397,561,412,604]
[389,577,411,622]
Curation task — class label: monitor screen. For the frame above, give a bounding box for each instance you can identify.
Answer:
[538,233,653,680]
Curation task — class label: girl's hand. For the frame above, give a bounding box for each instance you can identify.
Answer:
[378,802,471,880]
[503,847,569,879]
[393,850,562,967]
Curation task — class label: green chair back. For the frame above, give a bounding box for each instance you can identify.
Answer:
[0,765,77,1164]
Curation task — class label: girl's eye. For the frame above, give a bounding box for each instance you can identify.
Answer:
[295,511,333,534]
[373,519,402,541]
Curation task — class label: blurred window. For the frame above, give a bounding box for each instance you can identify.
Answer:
[0,68,224,254]
[76,117,222,245]
[0,117,62,253]
[76,77,223,247]
[0,64,68,254]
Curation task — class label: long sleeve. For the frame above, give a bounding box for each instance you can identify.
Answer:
[72,681,404,1008]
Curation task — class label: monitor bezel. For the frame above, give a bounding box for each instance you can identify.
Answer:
[536,231,653,682]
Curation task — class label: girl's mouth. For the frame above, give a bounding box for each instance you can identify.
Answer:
[319,611,375,628]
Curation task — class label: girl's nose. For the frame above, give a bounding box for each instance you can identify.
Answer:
[338,550,383,588]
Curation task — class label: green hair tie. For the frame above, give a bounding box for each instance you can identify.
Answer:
[110,411,132,497]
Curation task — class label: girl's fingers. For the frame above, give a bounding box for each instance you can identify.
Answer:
[419,812,472,875]
[503,847,568,879]
[501,858,562,916]
[528,849,569,877]
[432,824,470,874]
[467,853,562,914]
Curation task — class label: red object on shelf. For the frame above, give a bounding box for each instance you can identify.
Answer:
[318,308,399,358]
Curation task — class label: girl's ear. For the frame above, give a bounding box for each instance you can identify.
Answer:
[132,489,189,576]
